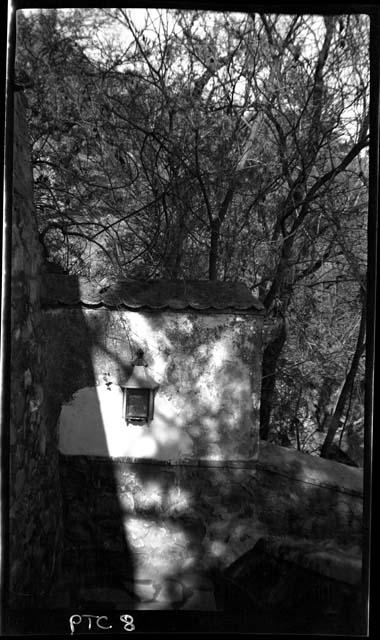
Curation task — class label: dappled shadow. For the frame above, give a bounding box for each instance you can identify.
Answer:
[42,277,136,611]
[52,303,262,615]
[45,297,365,633]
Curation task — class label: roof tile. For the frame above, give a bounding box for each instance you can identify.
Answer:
[41,274,265,313]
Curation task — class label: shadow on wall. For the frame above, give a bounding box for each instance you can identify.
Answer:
[54,307,365,633]
[58,439,365,632]
[43,275,136,610]
[53,305,263,613]
[58,308,258,462]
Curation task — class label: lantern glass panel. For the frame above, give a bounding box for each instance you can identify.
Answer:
[126,388,150,423]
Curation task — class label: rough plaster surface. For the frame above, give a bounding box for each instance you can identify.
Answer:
[53,309,263,460]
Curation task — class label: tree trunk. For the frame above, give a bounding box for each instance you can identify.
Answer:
[320,297,366,458]
[209,219,220,280]
[259,319,287,440]
[167,217,185,279]
[260,236,294,440]
[315,376,337,432]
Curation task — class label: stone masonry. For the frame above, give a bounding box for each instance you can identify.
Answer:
[9,91,63,608]
[59,444,363,610]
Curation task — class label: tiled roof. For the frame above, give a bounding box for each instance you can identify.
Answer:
[41,274,265,313]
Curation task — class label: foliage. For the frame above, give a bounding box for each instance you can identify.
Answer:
[15,8,369,462]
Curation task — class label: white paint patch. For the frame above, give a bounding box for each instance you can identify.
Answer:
[58,384,191,459]
[210,341,227,369]
[59,385,156,457]
[152,395,192,457]
[177,316,194,335]
[58,310,260,459]
[128,313,171,377]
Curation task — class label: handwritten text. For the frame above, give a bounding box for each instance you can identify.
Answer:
[69,613,135,634]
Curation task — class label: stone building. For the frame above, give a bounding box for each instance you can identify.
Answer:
[42,276,265,461]
[41,275,265,608]
[6,89,365,631]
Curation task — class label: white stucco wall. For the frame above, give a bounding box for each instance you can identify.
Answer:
[58,383,194,459]
[57,310,263,460]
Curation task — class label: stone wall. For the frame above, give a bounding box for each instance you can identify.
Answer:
[59,443,363,609]
[43,307,262,461]
[9,91,63,607]
[256,442,363,545]
[6,89,364,623]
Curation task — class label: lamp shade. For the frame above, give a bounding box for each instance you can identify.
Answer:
[122,365,159,390]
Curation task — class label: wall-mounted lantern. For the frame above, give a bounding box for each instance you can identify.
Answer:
[122,349,159,425]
